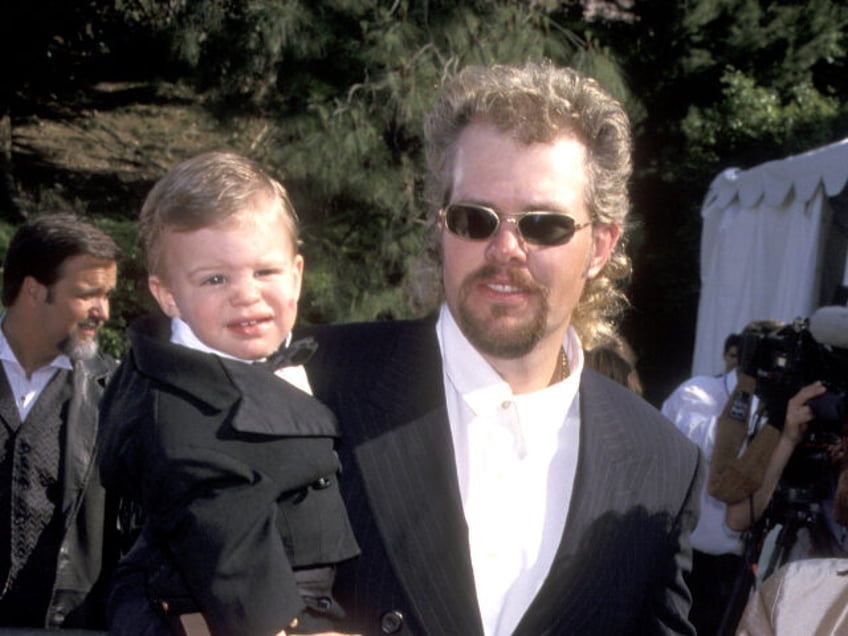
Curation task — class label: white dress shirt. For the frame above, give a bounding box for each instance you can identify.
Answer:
[169,317,312,394]
[0,314,72,421]
[661,370,744,555]
[437,304,582,636]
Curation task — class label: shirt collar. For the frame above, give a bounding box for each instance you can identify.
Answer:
[436,304,583,415]
[0,313,73,372]
[169,316,292,363]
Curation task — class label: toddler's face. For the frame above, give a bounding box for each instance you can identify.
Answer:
[149,204,303,360]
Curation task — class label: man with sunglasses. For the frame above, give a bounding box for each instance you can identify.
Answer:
[303,62,702,635]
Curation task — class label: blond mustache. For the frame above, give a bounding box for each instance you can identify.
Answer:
[467,264,545,294]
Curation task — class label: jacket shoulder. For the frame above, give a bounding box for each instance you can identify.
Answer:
[582,368,700,461]
[299,315,440,400]
[298,315,436,349]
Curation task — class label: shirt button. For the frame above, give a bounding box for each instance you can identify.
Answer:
[380,610,404,634]
[312,476,332,489]
[500,400,511,410]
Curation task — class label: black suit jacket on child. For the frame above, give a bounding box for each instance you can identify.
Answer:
[99,314,359,636]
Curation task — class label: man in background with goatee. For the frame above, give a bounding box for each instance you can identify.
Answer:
[0,212,122,630]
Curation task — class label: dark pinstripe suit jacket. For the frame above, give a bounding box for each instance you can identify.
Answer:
[302,316,703,636]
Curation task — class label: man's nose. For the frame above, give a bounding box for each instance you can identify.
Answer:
[91,296,110,321]
[486,218,528,262]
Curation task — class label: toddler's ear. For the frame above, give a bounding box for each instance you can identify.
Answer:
[292,253,304,299]
[148,275,180,318]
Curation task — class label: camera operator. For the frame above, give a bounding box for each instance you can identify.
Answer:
[709,318,848,569]
[735,428,848,635]
[706,320,787,516]
[712,376,827,532]
[701,314,848,634]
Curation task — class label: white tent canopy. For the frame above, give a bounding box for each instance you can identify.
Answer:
[692,138,848,376]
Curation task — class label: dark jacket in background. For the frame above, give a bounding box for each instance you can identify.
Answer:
[0,353,120,630]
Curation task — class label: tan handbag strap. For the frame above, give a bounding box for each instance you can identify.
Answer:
[179,613,212,636]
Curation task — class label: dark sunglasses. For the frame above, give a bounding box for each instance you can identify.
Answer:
[441,203,591,247]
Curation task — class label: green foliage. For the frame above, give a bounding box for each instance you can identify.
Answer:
[600,0,848,399]
[611,0,848,182]
[681,68,843,179]
[12,0,848,398]
[96,216,155,358]
[279,2,635,324]
[114,0,847,344]
[137,0,630,325]
[0,222,17,266]
[12,0,633,334]
[609,0,848,226]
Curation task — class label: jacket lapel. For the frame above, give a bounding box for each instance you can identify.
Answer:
[0,365,20,432]
[566,370,646,535]
[129,314,338,437]
[62,358,112,520]
[514,369,652,634]
[349,318,484,635]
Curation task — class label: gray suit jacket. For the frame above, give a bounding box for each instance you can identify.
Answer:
[303,316,703,636]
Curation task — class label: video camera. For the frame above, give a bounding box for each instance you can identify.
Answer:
[739,317,848,435]
[739,316,848,498]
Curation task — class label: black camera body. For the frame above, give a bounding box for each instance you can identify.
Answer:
[740,318,848,496]
[739,318,848,433]
[731,314,848,594]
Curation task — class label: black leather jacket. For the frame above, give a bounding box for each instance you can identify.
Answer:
[43,353,120,629]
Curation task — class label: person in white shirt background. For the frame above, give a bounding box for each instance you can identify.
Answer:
[662,331,752,635]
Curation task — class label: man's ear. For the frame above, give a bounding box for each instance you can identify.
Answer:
[148,275,180,318]
[23,276,47,303]
[586,223,622,279]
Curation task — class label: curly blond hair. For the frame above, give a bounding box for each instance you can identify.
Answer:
[411,61,633,348]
